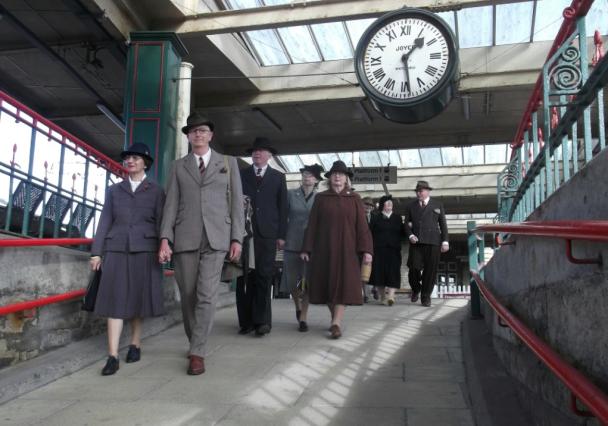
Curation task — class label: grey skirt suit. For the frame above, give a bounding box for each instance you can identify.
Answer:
[91,179,165,319]
[280,187,317,293]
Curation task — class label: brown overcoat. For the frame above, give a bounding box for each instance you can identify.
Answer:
[301,188,373,305]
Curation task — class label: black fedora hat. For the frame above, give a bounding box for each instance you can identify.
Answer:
[181,112,214,135]
[121,142,154,166]
[324,160,353,178]
[379,194,393,209]
[414,180,433,191]
[246,137,277,155]
[299,163,324,181]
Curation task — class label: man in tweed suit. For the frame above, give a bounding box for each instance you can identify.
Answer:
[159,113,244,375]
[404,180,449,307]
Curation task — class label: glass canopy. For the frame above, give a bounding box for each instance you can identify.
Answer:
[223,0,608,66]
[241,143,510,173]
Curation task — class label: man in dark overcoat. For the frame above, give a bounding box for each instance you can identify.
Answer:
[158,113,244,375]
[403,180,449,307]
[238,137,288,336]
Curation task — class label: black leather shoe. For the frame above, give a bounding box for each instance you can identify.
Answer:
[421,297,431,307]
[238,326,254,335]
[101,356,119,376]
[255,324,271,336]
[298,321,308,332]
[126,345,141,363]
[410,291,420,303]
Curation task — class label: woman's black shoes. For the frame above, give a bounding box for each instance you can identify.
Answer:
[298,321,308,332]
[126,345,141,363]
[101,356,119,376]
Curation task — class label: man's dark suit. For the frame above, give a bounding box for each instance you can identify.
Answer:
[403,198,448,300]
[239,165,288,332]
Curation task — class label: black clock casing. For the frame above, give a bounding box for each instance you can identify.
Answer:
[354,8,459,124]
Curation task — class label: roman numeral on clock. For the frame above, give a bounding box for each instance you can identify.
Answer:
[425,65,438,77]
[417,77,425,87]
[430,52,441,60]
[401,81,409,93]
[373,68,386,81]
[384,78,395,91]
[426,38,437,46]
[401,25,411,36]
[375,43,386,51]
[370,57,381,66]
[387,30,397,42]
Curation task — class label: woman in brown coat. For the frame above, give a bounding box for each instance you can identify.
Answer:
[300,161,373,339]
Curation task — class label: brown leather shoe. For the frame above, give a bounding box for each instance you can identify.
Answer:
[187,355,205,375]
[329,324,342,339]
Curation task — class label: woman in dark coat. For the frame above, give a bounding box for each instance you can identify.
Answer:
[369,195,404,306]
[301,161,373,339]
[90,143,165,376]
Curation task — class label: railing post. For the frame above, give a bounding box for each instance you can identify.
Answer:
[468,220,482,319]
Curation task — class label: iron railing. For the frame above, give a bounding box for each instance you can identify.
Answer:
[497,0,608,223]
[0,90,126,242]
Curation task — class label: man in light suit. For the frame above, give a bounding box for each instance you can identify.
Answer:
[159,113,244,375]
[238,137,288,336]
[404,180,449,307]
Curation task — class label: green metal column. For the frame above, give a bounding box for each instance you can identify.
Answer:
[467,221,482,319]
[123,32,188,185]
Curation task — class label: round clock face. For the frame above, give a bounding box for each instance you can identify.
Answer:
[359,15,453,102]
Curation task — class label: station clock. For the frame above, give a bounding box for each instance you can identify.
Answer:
[354,8,459,124]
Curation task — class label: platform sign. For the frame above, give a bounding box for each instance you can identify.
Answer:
[351,166,397,184]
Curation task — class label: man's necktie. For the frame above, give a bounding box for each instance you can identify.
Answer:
[199,157,206,175]
[256,168,262,184]
[420,201,426,208]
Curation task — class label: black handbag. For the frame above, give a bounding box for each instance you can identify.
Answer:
[81,270,101,312]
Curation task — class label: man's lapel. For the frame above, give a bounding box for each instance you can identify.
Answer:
[202,150,223,185]
[183,153,201,185]
[118,180,134,197]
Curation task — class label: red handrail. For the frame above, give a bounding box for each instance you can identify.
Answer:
[0,238,93,247]
[471,271,608,423]
[0,90,127,177]
[511,0,594,151]
[0,289,86,316]
[474,220,608,242]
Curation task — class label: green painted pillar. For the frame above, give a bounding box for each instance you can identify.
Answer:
[123,32,188,185]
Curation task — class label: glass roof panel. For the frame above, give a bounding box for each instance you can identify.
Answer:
[585,0,608,37]
[463,145,485,164]
[318,153,339,170]
[276,26,320,63]
[359,151,382,166]
[337,152,353,166]
[299,153,321,167]
[485,144,508,163]
[377,150,401,167]
[310,22,353,60]
[457,6,493,48]
[441,147,463,166]
[399,149,421,167]
[245,30,289,65]
[534,0,571,41]
[496,2,534,45]
[280,154,304,172]
[436,11,456,35]
[419,147,443,167]
[227,0,260,9]
[346,18,376,50]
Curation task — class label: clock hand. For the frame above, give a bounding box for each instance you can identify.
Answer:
[401,54,411,90]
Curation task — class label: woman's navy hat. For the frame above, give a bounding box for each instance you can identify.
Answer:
[246,137,278,155]
[300,163,324,181]
[121,143,154,166]
[324,160,353,178]
[181,112,214,135]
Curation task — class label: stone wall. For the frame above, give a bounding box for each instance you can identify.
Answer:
[482,148,608,425]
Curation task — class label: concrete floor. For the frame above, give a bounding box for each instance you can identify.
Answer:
[0,297,473,426]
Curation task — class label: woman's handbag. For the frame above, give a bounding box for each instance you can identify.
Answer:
[81,270,101,312]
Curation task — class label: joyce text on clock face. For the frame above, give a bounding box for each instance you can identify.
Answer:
[362,18,450,100]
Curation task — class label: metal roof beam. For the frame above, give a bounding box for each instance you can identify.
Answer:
[174,0,532,36]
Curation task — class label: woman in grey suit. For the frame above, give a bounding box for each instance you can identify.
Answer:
[90,143,165,376]
[280,164,323,332]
